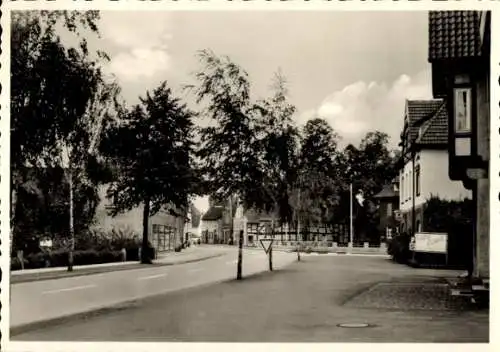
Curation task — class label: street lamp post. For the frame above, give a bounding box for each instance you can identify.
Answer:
[349,183,353,247]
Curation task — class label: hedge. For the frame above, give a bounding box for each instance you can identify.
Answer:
[11,249,128,271]
[387,233,411,263]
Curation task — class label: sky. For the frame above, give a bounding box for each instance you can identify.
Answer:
[85,11,434,214]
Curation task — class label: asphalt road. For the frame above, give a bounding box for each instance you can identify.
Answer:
[11,254,489,342]
[10,246,296,330]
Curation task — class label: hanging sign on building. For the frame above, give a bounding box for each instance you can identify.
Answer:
[413,232,448,254]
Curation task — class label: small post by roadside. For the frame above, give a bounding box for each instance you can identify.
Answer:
[268,246,273,271]
[237,230,243,280]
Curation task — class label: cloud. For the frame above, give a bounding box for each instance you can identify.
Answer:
[297,70,433,149]
[99,12,173,82]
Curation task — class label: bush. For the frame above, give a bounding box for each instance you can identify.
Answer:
[11,257,29,270]
[11,249,126,270]
[387,233,411,263]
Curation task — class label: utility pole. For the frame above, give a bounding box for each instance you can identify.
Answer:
[349,183,353,247]
[66,147,75,272]
[229,195,233,244]
[296,173,302,261]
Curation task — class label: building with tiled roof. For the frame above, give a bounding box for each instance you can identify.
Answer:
[200,205,224,244]
[427,11,490,281]
[374,181,400,241]
[397,99,471,235]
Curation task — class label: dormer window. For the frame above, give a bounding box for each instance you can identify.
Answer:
[418,125,426,138]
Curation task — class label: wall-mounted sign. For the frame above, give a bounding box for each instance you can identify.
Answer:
[413,232,447,254]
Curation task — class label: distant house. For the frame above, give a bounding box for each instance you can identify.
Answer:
[200,206,224,244]
[373,180,400,240]
[92,185,187,253]
[233,204,348,245]
[398,99,471,234]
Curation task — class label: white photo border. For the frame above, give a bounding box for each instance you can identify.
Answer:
[1,1,498,351]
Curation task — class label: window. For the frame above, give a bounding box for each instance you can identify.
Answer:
[401,176,405,203]
[454,88,472,133]
[387,203,393,217]
[415,165,421,196]
[408,171,412,201]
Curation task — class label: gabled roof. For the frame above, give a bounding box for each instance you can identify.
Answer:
[201,206,224,221]
[405,99,444,144]
[374,184,399,199]
[415,103,448,145]
[428,11,483,61]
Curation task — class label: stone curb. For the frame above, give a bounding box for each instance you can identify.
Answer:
[10,253,226,285]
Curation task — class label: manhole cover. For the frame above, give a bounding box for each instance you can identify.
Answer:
[337,323,372,328]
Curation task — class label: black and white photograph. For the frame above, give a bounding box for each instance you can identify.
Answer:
[1,4,494,348]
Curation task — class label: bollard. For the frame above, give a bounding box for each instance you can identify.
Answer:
[237,230,243,280]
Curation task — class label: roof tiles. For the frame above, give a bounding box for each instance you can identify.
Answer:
[416,103,448,145]
[429,11,483,61]
[405,100,444,145]
[403,99,448,150]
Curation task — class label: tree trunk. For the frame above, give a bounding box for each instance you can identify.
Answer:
[237,229,243,280]
[142,197,152,264]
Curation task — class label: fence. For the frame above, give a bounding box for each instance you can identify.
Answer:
[246,239,387,253]
[246,222,352,246]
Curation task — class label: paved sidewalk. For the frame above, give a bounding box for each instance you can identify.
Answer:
[10,246,230,284]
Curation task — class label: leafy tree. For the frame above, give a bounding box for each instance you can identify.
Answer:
[341,131,399,242]
[344,131,398,199]
[102,82,198,264]
[292,118,343,234]
[11,10,119,259]
[190,50,265,239]
[252,71,300,225]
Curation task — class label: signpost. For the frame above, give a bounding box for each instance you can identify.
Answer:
[260,238,274,271]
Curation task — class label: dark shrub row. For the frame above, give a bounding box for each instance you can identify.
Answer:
[387,233,411,263]
[11,249,128,271]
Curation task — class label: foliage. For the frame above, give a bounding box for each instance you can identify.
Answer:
[342,131,399,200]
[423,196,474,232]
[11,10,120,252]
[339,131,400,240]
[12,167,100,254]
[252,71,300,224]
[74,228,141,252]
[103,81,198,215]
[291,118,343,228]
[11,10,116,173]
[101,82,198,262]
[11,249,126,270]
[387,232,411,263]
[190,50,263,210]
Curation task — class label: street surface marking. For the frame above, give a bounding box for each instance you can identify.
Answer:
[42,284,96,295]
[137,273,167,280]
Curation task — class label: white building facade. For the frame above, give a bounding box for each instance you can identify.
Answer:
[399,100,471,233]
